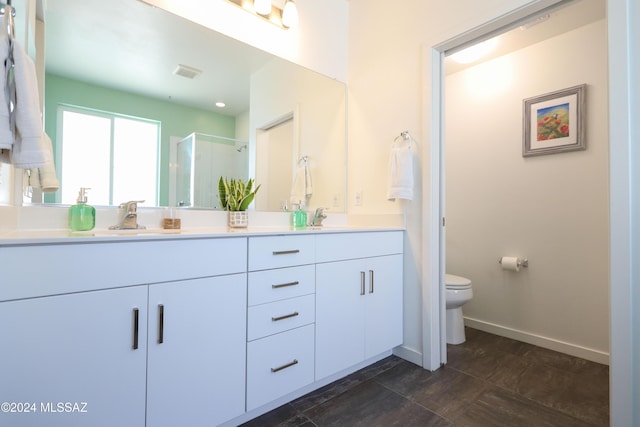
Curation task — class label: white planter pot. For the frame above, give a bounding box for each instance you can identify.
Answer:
[228,211,248,228]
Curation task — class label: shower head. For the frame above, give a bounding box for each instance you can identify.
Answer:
[237,145,247,152]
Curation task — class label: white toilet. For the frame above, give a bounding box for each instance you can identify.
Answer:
[445,274,473,345]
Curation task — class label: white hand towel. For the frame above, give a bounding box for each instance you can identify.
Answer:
[290,164,306,205]
[387,141,414,201]
[10,40,52,169]
[304,164,312,198]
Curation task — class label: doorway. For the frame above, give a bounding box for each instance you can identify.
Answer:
[427,0,608,366]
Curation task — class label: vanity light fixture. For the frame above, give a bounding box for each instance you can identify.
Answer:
[253,0,272,15]
[281,0,298,28]
[226,0,297,30]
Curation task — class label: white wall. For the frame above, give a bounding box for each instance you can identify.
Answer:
[347,0,557,367]
[445,20,608,362]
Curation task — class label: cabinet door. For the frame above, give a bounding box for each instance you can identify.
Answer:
[315,258,366,380]
[365,254,403,358]
[146,274,247,427]
[0,287,148,427]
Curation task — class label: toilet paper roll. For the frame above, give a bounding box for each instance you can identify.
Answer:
[500,256,520,272]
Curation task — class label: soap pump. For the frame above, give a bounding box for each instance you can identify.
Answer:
[292,200,307,228]
[69,187,96,231]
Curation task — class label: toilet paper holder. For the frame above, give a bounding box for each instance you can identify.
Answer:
[498,257,529,268]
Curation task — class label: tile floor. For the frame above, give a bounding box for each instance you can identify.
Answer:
[241,327,609,427]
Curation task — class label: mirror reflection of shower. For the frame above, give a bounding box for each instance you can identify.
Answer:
[175,132,249,208]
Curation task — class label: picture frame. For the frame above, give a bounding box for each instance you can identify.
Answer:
[522,84,586,157]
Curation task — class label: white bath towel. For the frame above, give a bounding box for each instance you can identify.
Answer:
[0,26,13,156]
[290,163,312,204]
[387,139,414,201]
[10,40,52,169]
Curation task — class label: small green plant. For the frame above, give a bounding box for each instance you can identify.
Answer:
[218,177,261,211]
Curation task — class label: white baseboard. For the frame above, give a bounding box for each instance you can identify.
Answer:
[464,317,610,365]
[393,344,423,367]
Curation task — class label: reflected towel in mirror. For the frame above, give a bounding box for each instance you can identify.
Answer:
[290,162,312,204]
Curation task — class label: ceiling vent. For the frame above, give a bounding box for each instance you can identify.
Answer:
[173,64,202,79]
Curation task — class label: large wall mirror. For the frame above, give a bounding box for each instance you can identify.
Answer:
[40,0,346,212]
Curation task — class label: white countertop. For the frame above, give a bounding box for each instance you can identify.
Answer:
[0,225,405,246]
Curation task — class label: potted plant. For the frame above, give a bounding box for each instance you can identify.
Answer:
[218,176,261,227]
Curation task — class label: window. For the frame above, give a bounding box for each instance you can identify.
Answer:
[58,106,160,206]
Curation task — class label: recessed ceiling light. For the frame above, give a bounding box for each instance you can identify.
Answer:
[216,102,226,108]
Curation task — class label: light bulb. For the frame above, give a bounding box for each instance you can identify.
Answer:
[254,0,271,16]
[282,0,298,28]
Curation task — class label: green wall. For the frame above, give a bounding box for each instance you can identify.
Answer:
[44,74,236,206]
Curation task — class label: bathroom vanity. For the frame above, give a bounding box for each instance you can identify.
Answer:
[0,227,403,427]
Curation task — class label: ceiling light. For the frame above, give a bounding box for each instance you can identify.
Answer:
[254,0,272,16]
[215,102,226,108]
[227,0,295,30]
[282,0,298,28]
[450,39,498,64]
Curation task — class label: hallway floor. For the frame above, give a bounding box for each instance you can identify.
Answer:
[241,327,609,427]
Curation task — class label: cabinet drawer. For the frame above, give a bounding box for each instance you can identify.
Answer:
[0,237,248,301]
[248,265,315,306]
[248,235,315,271]
[248,294,315,341]
[316,231,403,263]
[247,324,315,411]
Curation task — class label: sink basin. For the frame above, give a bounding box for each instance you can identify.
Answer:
[90,228,183,237]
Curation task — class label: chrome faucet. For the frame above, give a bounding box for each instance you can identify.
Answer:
[109,200,146,230]
[311,207,327,227]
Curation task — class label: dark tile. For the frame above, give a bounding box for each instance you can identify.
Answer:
[291,356,404,412]
[304,380,450,427]
[455,386,593,427]
[376,362,488,419]
[240,403,309,427]
[505,363,609,426]
[523,345,609,380]
[446,344,519,381]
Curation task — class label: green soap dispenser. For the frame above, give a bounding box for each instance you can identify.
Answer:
[69,187,96,231]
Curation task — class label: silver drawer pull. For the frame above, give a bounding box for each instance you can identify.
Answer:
[271,359,299,373]
[369,270,374,293]
[272,281,300,289]
[272,311,299,322]
[360,271,366,295]
[132,308,140,350]
[272,249,300,255]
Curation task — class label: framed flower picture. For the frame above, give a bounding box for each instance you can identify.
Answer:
[522,84,586,157]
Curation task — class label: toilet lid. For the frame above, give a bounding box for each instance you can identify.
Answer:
[445,274,472,289]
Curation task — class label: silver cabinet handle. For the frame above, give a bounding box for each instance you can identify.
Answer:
[271,359,299,373]
[158,304,164,344]
[272,311,299,322]
[272,249,300,255]
[369,270,374,293]
[272,281,300,289]
[360,271,366,295]
[132,308,139,350]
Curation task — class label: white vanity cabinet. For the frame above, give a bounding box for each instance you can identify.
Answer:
[146,274,247,427]
[0,237,247,427]
[315,231,404,380]
[0,286,149,427]
[246,236,316,411]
